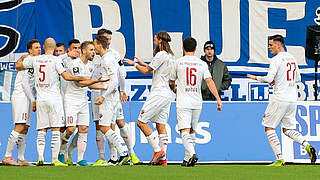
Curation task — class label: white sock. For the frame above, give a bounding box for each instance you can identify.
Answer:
[108,140,118,161]
[60,131,70,155]
[51,131,60,162]
[105,130,127,156]
[181,132,195,156]
[96,130,106,160]
[120,124,134,155]
[159,134,168,160]
[190,133,196,147]
[146,131,161,152]
[266,130,283,160]
[17,134,27,161]
[68,132,78,157]
[4,130,19,158]
[77,133,88,162]
[37,131,46,161]
[284,129,309,149]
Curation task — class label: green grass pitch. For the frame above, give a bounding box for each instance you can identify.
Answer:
[0,164,320,180]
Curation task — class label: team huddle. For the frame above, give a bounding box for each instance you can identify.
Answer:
[1,29,317,167]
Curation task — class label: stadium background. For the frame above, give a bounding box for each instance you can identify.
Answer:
[0,0,319,163]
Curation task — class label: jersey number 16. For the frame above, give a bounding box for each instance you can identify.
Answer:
[186,67,197,86]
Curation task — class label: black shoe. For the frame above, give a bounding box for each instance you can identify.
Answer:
[306,145,317,164]
[187,154,198,167]
[108,159,119,166]
[181,160,188,166]
[118,154,129,166]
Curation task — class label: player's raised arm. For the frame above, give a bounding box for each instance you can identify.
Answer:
[15,54,30,70]
[124,58,153,75]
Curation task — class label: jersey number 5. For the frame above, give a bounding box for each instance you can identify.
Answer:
[186,67,197,86]
[286,62,296,81]
[39,65,46,82]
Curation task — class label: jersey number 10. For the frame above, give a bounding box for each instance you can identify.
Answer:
[286,62,296,81]
[186,67,197,86]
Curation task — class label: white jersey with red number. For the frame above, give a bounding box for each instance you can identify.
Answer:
[256,52,301,102]
[65,58,94,100]
[149,51,174,98]
[170,55,211,109]
[23,54,66,100]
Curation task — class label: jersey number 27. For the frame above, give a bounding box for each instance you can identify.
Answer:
[286,62,296,81]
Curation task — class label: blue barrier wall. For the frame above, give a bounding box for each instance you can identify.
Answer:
[0,102,279,163]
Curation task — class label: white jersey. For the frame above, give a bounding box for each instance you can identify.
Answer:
[65,58,94,101]
[170,55,211,109]
[59,54,72,96]
[100,51,119,101]
[257,52,301,102]
[23,54,66,100]
[12,68,34,98]
[149,51,174,98]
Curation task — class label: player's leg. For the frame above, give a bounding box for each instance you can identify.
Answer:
[35,100,50,166]
[100,101,129,165]
[92,121,108,166]
[116,102,140,164]
[186,109,201,167]
[76,105,90,166]
[155,99,171,166]
[105,123,119,166]
[177,108,197,166]
[50,99,67,166]
[262,101,285,166]
[281,103,317,164]
[137,96,164,164]
[3,97,30,166]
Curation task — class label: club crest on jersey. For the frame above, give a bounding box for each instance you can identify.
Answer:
[99,114,103,119]
[73,67,80,74]
[27,68,34,75]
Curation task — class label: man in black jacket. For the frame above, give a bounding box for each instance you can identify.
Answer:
[201,41,232,100]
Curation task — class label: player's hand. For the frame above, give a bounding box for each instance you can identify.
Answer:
[97,76,109,82]
[120,91,128,104]
[32,102,36,112]
[269,80,275,86]
[124,58,136,66]
[68,49,80,59]
[247,74,257,80]
[112,89,117,93]
[95,96,105,105]
[217,101,223,111]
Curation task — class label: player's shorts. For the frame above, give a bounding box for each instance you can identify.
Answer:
[177,108,201,130]
[11,96,31,126]
[262,101,296,129]
[64,98,90,127]
[138,95,171,124]
[99,100,117,126]
[36,98,65,130]
[91,91,100,122]
[115,101,124,121]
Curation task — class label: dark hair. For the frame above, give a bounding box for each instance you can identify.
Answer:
[94,35,108,49]
[97,28,112,36]
[56,43,66,50]
[80,41,94,53]
[269,34,284,45]
[27,39,39,50]
[68,39,80,47]
[153,31,174,55]
[183,37,197,52]
[203,41,215,52]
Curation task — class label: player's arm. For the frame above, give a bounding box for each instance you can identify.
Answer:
[124,58,153,75]
[76,76,109,88]
[118,64,128,103]
[205,78,222,111]
[15,54,29,70]
[94,74,117,105]
[134,57,148,67]
[295,65,301,83]
[247,61,277,83]
[60,71,86,81]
